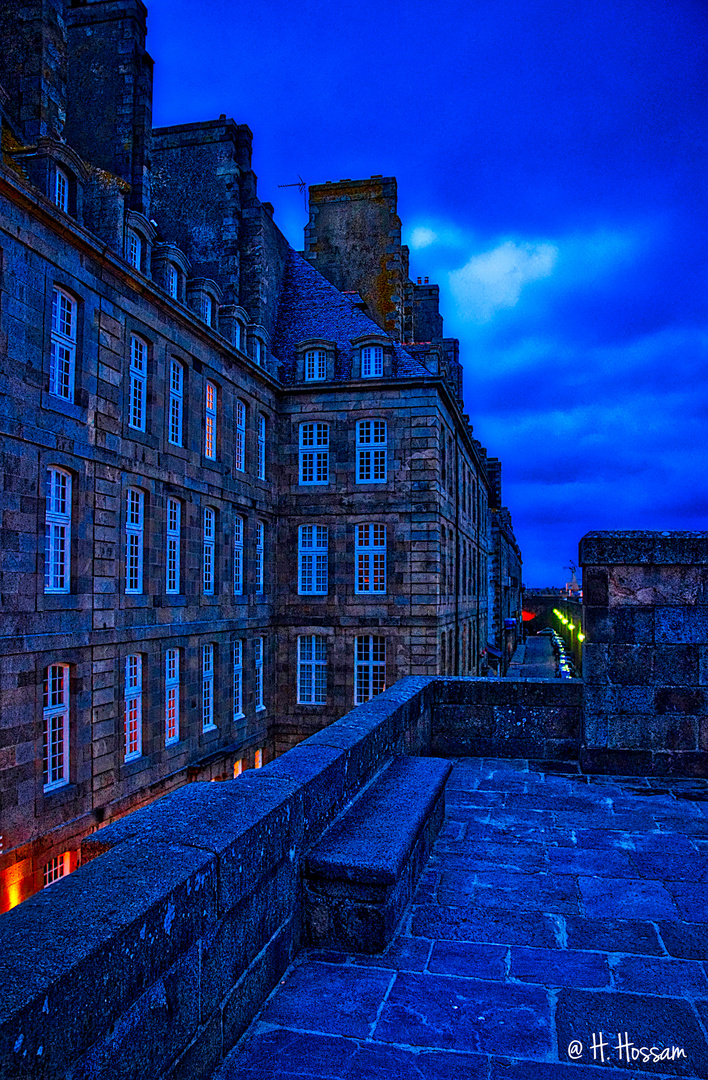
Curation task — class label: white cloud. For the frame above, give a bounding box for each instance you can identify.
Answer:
[408,226,438,250]
[449,240,558,322]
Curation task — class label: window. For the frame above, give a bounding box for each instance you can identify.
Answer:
[165,648,179,744]
[54,167,69,212]
[355,523,386,594]
[355,636,386,704]
[50,286,76,402]
[361,345,383,378]
[254,638,264,710]
[125,488,144,594]
[202,644,215,731]
[305,349,326,381]
[45,467,71,593]
[254,337,262,366]
[356,420,387,483]
[233,758,243,778]
[43,853,70,887]
[255,747,263,768]
[203,507,215,595]
[234,321,242,351]
[43,664,69,790]
[168,360,184,447]
[201,294,213,326]
[257,413,266,480]
[167,264,178,299]
[204,380,216,459]
[126,229,142,270]
[233,515,243,595]
[124,654,142,761]
[255,519,264,594]
[233,640,243,719]
[235,399,246,472]
[298,524,328,594]
[128,335,147,431]
[166,498,181,594]
[298,635,327,704]
[299,422,329,485]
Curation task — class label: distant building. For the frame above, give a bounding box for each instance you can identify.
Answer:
[0,0,521,909]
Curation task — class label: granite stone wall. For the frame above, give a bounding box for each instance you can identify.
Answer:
[580,531,708,776]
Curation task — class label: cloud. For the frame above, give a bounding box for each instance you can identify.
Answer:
[449,240,558,321]
[408,226,438,250]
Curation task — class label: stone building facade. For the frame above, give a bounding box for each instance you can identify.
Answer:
[0,0,521,909]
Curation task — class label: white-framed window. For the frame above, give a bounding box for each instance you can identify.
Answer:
[233,515,243,595]
[54,167,69,213]
[257,413,266,480]
[305,349,326,381]
[235,399,246,472]
[297,635,327,704]
[165,648,179,744]
[203,507,215,595]
[355,636,386,704]
[355,523,386,594]
[254,637,264,710]
[167,264,179,299]
[233,640,243,719]
[43,852,70,887]
[298,524,328,595]
[201,293,213,326]
[255,519,264,594]
[50,286,76,402]
[204,380,216,459]
[299,422,329,485]
[43,663,69,790]
[255,747,263,768]
[356,420,387,483]
[128,334,147,431]
[168,360,184,446]
[233,758,243,778]
[124,654,142,761]
[361,345,383,378]
[126,229,142,270]
[202,644,215,731]
[125,488,144,594]
[45,467,71,593]
[166,497,181,594]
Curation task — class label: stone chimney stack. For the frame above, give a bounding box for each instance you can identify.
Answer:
[0,0,67,143]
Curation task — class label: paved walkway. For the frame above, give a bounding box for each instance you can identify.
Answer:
[507,635,558,678]
[215,759,708,1079]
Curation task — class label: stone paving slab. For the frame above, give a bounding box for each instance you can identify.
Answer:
[214,758,708,1080]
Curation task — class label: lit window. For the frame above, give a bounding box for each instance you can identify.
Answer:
[305,349,326,381]
[201,294,213,326]
[257,413,266,480]
[233,758,243,778]
[168,360,184,446]
[43,852,70,887]
[233,515,243,595]
[355,523,386,594]
[233,640,243,719]
[202,644,215,731]
[203,507,215,595]
[356,420,387,483]
[50,286,76,402]
[125,488,144,594]
[297,635,327,704]
[54,167,69,213]
[45,467,71,593]
[166,498,181,594]
[165,648,179,744]
[299,422,329,484]
[355,636,386,704]
[126,229,142,270]
[361,345,383,378]
[43,663,69,790]
[254,637,264,710]
[128,335,147,432]
[167,264,178,299]
[298,524,328,594]
[255,519,264,594]
[124,654,142,760]
[255,747,263,768]
[235,399,246,472]
[204,380,216,459]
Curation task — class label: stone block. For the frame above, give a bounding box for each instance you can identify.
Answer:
[582,643,609,685]
[654,687,707,715]
[655,606,708,644]
[220,920,294,1055]
[585,605,655,644]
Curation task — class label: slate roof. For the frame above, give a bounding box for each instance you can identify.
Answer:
[273,248,430,382]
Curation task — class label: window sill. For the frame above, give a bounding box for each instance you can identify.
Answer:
[123,426,159,451]
[233,712,245,722]
[202,724,218,735]
[255,705,266,713]
[41,391,87,422]
[40,594,82,610]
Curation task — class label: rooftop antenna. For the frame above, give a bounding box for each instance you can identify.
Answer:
[278,175,307,212]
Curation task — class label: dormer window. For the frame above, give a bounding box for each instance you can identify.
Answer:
[295,339,335,382]
[201,294,213,326]
[54,167,69,213]
[167,264,179,299]
[126,229,142,271]
[254,337,262,366]
[305,349,326,381]
[186,278,222,330]
[362,345,383,378]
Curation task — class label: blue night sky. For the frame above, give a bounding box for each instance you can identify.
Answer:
[147,0,708,585]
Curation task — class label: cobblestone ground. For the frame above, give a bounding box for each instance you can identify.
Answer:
[215,759,708,1079]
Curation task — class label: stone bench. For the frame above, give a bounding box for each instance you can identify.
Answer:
[303,754,452,953]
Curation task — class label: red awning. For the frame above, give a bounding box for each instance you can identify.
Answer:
[521,611,536,621]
